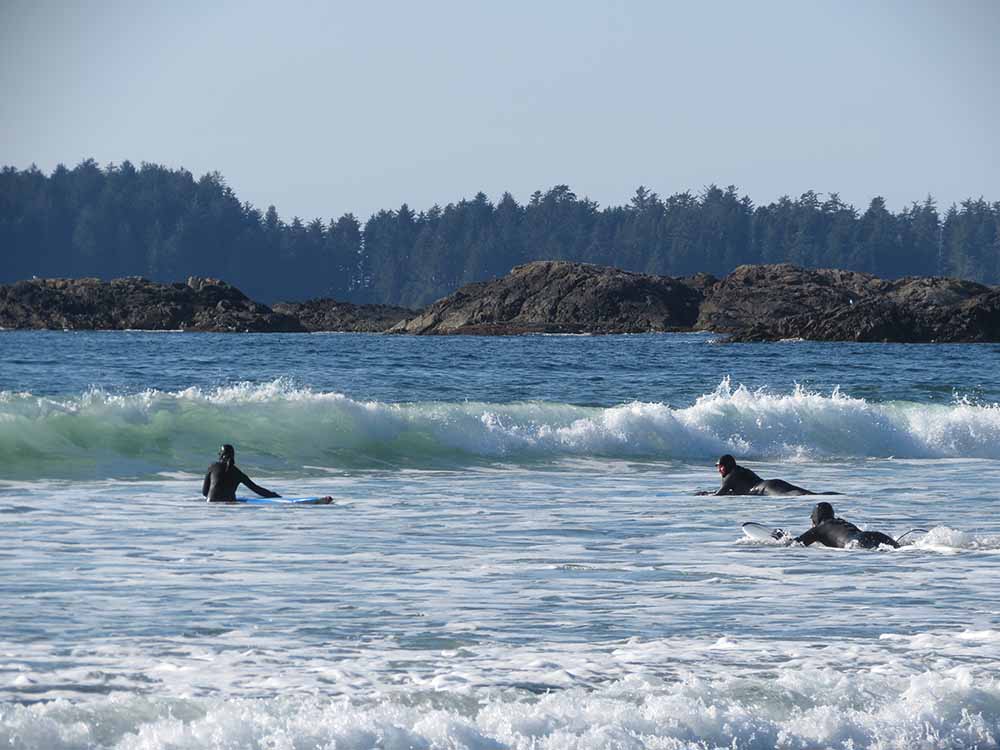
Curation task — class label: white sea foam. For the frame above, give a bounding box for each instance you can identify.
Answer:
[2,658,997,750]
[3,452,998,748]
[907,526,1000,553]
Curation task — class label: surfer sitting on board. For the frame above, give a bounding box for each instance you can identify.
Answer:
[202,444,281,502]
[793,501,899,549]
[698,454,833,496]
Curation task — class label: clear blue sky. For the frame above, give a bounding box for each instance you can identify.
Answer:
[2,0,997,222]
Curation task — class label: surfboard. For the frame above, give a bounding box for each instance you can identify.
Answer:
[742,522,786,542]
[233,496,333,505]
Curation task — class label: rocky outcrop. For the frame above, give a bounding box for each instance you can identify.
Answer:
[390,260,704,334]
[388,260,1000,341]
[696,264,1000,342]
[0,276,305,332]
[6,264,1000,342]
[272,299,413,332]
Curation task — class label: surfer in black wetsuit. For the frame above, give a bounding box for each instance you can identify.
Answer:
[202,444,281,502]
[793,501,899,549]
[698,454,830,496]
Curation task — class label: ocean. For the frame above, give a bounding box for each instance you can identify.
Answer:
[1,331,999,749]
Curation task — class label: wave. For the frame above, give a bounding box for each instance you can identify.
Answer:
[3,378,1000,478]
[2,665,997,749]
[909,526,1000,553]
[3,628,999,747]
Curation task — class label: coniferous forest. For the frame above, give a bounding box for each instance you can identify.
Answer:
[2,160,998,307]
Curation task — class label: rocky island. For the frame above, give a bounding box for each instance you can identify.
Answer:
[387,260,1000,342]
[0,276,305,332]
[3,262,1000,342]
[694,264,1000,343]
[389,260,703,335]
[0,276,413,333]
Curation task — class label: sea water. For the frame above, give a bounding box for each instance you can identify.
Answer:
[1,331,998,749]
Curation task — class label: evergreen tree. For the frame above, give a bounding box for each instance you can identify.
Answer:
[1,161,997,306]
[855,197,898,276]
[819,194,858,270]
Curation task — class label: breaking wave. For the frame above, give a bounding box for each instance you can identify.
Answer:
[2,658,997,750]
[3,378,1000,478]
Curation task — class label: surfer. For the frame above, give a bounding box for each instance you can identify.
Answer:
[698,454,831,496]
[201,444,281,502]
[793,501,899,549]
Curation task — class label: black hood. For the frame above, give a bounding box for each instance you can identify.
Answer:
[811,501,835,526]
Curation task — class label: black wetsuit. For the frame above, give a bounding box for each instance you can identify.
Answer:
[715,465,764,495]
[715,465,816,496]
[750,478,818,496]
[202,461,278,502]
[794,518,899,549]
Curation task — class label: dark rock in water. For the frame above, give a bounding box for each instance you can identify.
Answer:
[696,264,1000,342]
[0,276,305,332]
[7,263,1000,342]
[272,299,413,332]
[695,265,886,340]
[390,260,704,335]
[393,260,1000,342]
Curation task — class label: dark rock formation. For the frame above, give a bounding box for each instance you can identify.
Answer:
[272,299,413,332]
[391,260,1000,342]
[390,260,704,334]
[0,276,305,332]
[6,264,1000,342]
[696,264,1000,342]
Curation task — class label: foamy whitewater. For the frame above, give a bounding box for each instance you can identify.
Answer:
[2,331,999,749]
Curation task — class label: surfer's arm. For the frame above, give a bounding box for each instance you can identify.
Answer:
[713,475,738,495]
[201,470,211,498]
[239,470,281,498]
[793,528,819,546]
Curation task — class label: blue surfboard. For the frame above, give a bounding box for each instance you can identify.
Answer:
[234,496,333,505]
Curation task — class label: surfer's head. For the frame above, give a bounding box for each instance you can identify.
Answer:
[219,444,235,465]
[716,454,736,477]
[811,501,834,526]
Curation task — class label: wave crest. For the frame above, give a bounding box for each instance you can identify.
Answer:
[3,378,1000,478]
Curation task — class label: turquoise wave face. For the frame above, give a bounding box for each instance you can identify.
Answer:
[4,379,1000,479]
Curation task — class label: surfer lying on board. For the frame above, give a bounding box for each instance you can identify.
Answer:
[697,454,836,496]
[793,501,899,549]
[202,444,281,502]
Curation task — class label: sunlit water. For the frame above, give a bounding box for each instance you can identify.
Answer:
[1,332,999,749]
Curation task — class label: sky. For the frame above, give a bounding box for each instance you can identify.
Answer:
[1,0,997,223]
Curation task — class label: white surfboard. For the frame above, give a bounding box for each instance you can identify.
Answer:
[741,522,787,542]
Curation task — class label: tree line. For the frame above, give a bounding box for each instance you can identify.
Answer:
[2,160,998,308]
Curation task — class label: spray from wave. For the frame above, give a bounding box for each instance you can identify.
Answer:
[3,378,1000,478]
